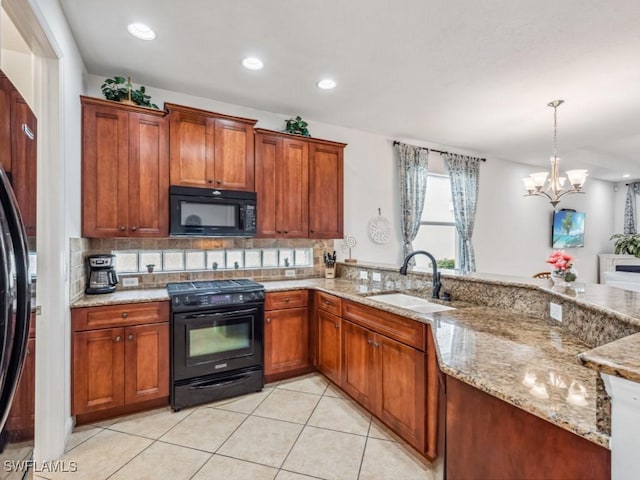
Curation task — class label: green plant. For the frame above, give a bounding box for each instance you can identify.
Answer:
[284,116,310,136]
[212,261,219,271]
[437,258,455,269]
[146,264,155,273]
[233,261,240,270]
[101,76,158,109]
[610,233,640,257]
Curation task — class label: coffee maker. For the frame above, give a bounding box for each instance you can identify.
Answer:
[86,254,118,294]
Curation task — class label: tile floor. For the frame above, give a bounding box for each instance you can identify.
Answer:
[13,373,437,480]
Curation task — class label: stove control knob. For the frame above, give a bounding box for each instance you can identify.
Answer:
[173,297,181,306]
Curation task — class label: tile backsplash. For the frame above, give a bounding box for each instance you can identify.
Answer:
[71,237,333,294]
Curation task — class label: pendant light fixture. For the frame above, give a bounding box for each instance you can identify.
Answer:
[522,100,588,207]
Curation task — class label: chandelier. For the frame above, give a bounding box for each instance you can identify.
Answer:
[522,100,588,207]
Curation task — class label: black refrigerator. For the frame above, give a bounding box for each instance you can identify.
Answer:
[0,165,31,446]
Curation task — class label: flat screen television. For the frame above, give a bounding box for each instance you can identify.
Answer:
[552,210,585,248]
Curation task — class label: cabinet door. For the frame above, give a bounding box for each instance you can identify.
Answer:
[376,334,425,450]
[278,138,309,237]
[73,328,125,415]
[127,112,169,237]
[11,91,37,236]
[82,103,129,237]
[341,320,375,410]
[264,307,309,376]
[169,108,215,187]
[0,74,12,174]
[255,133,280,237]
[317,310,341,385]
[5,338,35,441]
[124,323,169,404]
[213,118,255,191]
[308,142,344,239]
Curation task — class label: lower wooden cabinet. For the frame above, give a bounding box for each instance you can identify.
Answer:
[72,302,169,418]
[341,319,426,449]
[446,375,610,480]
[264,291,311,382]
[316,309,341,385]
[5,337,35,441]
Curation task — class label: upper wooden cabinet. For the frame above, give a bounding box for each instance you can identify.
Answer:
[81,96,169,238]
[166,103,256,191]
[255,128,346,239]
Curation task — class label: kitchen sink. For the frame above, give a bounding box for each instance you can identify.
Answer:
[367,293,455,314]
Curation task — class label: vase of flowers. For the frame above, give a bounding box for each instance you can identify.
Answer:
[546,250,577,286]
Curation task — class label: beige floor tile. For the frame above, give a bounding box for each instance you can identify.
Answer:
[208,387,274,414]
[217,416,303,468]
[46,429,152,480]
[277,374,328,395]
[160,408,247,453]
[275,471,318,480]
[359,438,433,480]
[109,441,210,480]
[282,426,366,480]
[65,424,103,452]
[323,383,347,398]
[307,396,371,435]
[253,388,320,424]
[108,407,191,439]
[192,454,278,480]
[368,418,405,443]
[0,440,33,467]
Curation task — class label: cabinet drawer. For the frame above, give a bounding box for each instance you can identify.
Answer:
[341,300,425,351]
[316,291,342,316]
[265,290,309,310]
[72,302,170,332]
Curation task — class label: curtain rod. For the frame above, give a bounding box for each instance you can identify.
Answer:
[392,141,486,162]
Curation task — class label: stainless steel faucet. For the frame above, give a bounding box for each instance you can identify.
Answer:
[399,250,442,299]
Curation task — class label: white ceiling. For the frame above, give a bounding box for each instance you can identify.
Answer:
[58,0,640,182]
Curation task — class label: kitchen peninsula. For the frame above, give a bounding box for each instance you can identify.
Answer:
[69,261,640,479]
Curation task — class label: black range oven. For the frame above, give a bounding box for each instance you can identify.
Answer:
[168,279,264,410]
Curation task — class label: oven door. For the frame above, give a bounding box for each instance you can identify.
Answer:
[172,303,263,381]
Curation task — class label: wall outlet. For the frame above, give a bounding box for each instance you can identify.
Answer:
[372,272,382,282]
[122,277,139,288]
[285,269,296,278]
[359,271,368,280]
[550,302,563,322]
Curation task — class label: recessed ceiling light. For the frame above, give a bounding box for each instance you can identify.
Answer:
[242,57,264,71]
[623,174,631,178]
[127,23,156,41]
[317,79,337,90]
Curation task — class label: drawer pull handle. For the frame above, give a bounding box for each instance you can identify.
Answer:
[334,323,339,329]
[122,312,128,319]
[324,300,330,305]
[119,225,126,231]
[114,336,121,342]
[284,298,290,302]
[128,334,134,341]
[130,226,137,231]
[266,317,271,323]
[367,339,373,345]
[216,179,222,185]
[207,178,213,184]
[374,342,380,348]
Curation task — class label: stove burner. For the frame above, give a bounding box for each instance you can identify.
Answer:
[167,279,263,295]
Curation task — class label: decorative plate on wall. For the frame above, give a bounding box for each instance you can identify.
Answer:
[368,209,391,244]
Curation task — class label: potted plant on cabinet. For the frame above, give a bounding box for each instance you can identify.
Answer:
[101,76,159,109]
[284,116,310,136]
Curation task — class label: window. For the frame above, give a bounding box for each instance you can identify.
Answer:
[414,173,456,269]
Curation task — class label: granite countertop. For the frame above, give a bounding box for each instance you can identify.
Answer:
[578,332,640,383]
[69,277,607,447]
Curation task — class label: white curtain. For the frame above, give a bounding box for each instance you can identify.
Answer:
[395,143,429,264]
[624,183,640,234]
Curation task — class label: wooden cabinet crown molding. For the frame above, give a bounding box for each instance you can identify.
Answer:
[165,102,257,126]
[80,95,167,117]
[254,128,347,148]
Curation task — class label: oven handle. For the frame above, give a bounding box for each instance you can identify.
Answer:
[189,373,254,390]
[181,308,258,320]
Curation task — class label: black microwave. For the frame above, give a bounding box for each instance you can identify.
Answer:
[169,186,257,237]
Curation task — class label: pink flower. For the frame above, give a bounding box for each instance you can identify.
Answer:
[545,250,574,272]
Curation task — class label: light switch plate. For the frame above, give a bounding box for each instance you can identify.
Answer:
[550,302,562,322]
[359,271,368,280]
[285,269,296,277]
[372,272,382,282]
[122,277,139,287]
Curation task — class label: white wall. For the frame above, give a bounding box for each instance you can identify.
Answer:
[86,75,617,282]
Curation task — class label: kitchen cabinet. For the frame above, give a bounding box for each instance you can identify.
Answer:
[264,290,311,382]
[341,300,427,452]
[446,375,610,480]
[5,313,36,442]
[72,302,169,420]
[308,142,344,239]
[166,103,256,191]
[254,129,346,239]
[0,72,37,236]
[255,132,309,237]
[81,96,168,238]
[315,292,342,385]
